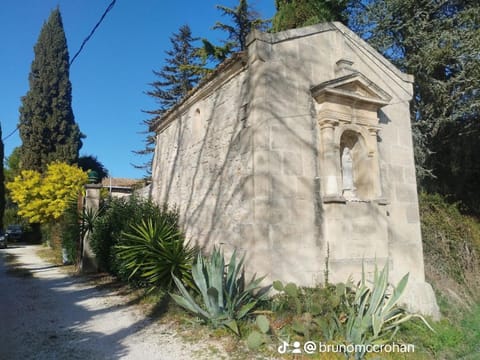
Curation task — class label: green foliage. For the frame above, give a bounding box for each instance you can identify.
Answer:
[271,280,351,341]
[115,218,195,291]
[200,0,269,65]
[273,0,348,32]
[213,0,270,52]
[350,1,480,213]
[6,162,88,224]
[77,155,109,181]
[399,304,480,359]
[336,263,432,360]
[251,265,432,359]
[413,193,480,357]
[18,8,83,172]
[40,221,63,253]
[196,39,234,66]
[90,197,179,279]
[247,315,271,350]
[171,247,270,335]
[419,193,480,288]
[0,124,4,230]
[138,25,203,174]
[58,197,100,265]
[59,199,82,264]
[4,147,21,183]
[146,25,202,112]
[2,207,26,230]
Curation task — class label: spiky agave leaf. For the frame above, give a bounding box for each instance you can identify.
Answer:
[171,247,270,335]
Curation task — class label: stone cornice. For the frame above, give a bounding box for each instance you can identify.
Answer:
[247,22,414,85]
[311,72,392,107]
[150,52,248,134]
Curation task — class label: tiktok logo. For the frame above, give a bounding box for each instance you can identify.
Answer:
[277,341,318,355]
[277,341,289,354]
[278,341,303,354]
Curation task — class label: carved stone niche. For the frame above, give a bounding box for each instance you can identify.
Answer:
[311,71,392,203]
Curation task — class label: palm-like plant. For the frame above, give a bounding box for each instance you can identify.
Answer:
[115,218,195,291]
[171,247,270,335]
[338,263,433,360]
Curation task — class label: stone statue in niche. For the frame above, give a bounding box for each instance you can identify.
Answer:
[341,147,356,199]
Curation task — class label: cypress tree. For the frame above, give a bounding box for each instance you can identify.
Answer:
[19,8,82,172]
[0,124,5,230]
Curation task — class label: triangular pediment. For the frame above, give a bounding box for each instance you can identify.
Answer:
[311,72,392,106]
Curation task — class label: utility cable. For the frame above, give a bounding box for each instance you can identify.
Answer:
[70,0,117,66]
[2,0,118,141]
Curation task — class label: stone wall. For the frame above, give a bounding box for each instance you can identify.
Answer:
[151,59,254,253]
[151,22,439,318]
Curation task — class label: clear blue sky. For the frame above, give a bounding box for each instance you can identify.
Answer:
[0,1,275,179]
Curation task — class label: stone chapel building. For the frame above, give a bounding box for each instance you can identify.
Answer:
[150,22,439,317]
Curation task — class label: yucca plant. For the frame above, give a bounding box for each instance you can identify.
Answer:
[337,263,433,360]
[115,217,195,291]
[171,247,270,335]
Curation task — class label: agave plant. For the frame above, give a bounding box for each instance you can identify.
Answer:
[171,247,270,335]
[338,262,433,360]
[115,217,195,291]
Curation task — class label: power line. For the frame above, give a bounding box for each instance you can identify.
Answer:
[2,0,118,142]
[70,0,117,66]
[1,126,20,142]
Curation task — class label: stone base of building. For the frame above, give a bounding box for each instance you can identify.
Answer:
[400,281,440,320]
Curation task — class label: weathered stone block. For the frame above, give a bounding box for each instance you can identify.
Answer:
[271,125,303,151]
[395,184,417,203]
[388,165,404,183]
[282,151,304,176]
[406,204,420,224]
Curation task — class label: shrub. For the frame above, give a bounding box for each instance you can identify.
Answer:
[247,265,433,358]
[3,207,27,229]
[335,263,433,360]
[60,199,82,264]
[171,247,270,335]
[420,192,480,290]
[90,196,179,280]
[270,281,352,341]
[115,218,195,291]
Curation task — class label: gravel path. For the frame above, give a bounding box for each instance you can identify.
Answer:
[0,244,225,360]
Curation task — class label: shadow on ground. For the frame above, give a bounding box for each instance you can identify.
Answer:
[0,245,170,359]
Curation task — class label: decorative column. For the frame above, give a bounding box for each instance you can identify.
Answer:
[367,126,383,199]
[319,119,340,198]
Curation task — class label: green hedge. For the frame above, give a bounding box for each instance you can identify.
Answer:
[90,196,180,282]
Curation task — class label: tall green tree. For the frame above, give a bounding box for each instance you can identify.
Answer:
[273,0,348,32]
[350,0,480,213]
[78,155,109,181]
[136,24,202,175]
[4,147,21,182]
[0,124,5,230]
[19,8,83,173]
[147,25,202,111]
[201,0,269,64]
[214,0,269,52]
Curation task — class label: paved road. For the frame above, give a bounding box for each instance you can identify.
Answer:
[0,244,219,360]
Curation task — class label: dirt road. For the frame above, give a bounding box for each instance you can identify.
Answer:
[0,244,222,360]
